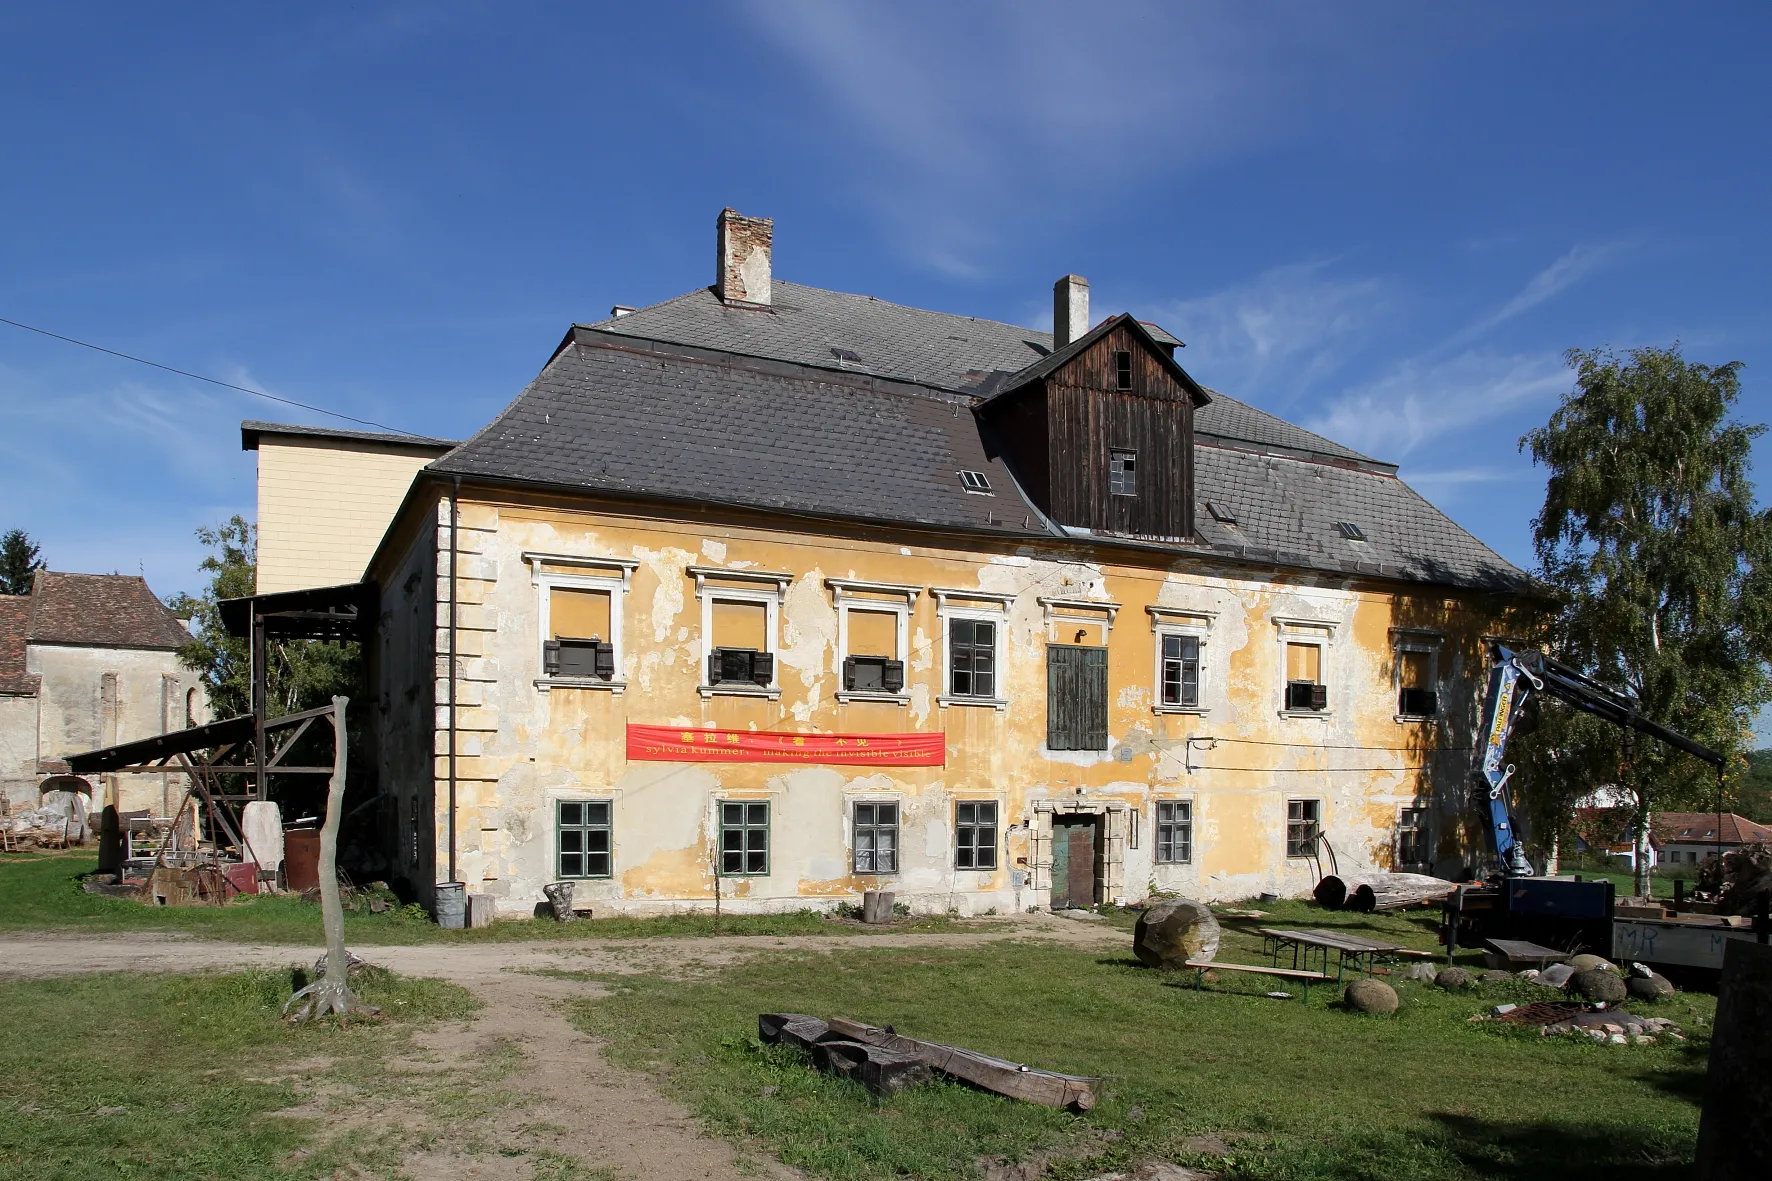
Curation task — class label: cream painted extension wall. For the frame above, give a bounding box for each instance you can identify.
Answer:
[252,433,448,594]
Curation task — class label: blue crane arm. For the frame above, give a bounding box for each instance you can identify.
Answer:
[1473,643,1724,878]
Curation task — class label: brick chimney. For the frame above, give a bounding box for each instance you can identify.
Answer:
[716,208,773,307]
[1053,274,1089,348]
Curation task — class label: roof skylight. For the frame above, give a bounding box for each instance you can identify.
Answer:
[959,470,993,495]
[1336,522,1367,541]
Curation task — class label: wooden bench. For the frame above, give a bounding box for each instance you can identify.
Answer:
[1184,959,1331,1001]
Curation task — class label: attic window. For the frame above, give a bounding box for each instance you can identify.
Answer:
[1114,351,1133,390]
[1206,501,1236,524]
[830,347,863,366]
[959,470,993,495]
[1336,522,1367,541]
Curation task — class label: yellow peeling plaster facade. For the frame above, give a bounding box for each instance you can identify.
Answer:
[371,487,1503,917]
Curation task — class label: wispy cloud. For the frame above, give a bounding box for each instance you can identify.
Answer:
[1442,242,1623,350]
[1144,261,1386,404]
[1306,350,1568,460]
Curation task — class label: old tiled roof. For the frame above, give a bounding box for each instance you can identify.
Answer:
[0,596,37,695]
[26,571,192,651]
[1651,812,1772,847]
[586,281,1381,466]
[432,333,1530,592]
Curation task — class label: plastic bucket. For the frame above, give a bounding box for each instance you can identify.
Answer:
[435,882,467,929]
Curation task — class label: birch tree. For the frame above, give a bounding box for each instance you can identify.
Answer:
[1521,345,1772,896]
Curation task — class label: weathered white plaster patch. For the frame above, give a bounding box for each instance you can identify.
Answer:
[701,539,727,563]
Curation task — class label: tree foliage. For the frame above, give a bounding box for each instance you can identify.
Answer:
[1518,345,1772,887]
[167,516,360,720]
[0,528,45,596]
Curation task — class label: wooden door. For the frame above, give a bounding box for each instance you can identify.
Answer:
[1050,816,1098,909]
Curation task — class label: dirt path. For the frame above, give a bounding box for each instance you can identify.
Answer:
[0,917,1123,1180]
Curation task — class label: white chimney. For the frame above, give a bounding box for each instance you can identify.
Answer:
[716,208,773,307]
[1053,274,1089,348]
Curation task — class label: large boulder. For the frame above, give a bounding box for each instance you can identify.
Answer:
[1627,973,1676,1002]
[1345,978,1399,1014]
[1435,967,1475,990]
[1568,953,1617,975]
[1571,968,1629,1003]
[1133,899,1221,968]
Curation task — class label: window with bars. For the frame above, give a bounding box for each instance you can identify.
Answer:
[719,801,770,875]
[955,801,998,869]
[1161,634,1200,707]
[1397,807,1429,866]
[1156,800,1192,864]
[557,800,612,879]
[1109,448,1137,496]
[853,801,899,873]
[948,618,997,698]
[1286,799,1321,859]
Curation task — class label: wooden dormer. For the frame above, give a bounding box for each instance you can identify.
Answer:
[978,313,1211,542]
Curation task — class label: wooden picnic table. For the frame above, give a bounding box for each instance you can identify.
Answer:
[1258,928,1413,980]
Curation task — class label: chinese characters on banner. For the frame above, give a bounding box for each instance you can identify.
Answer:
[625,724,945,766]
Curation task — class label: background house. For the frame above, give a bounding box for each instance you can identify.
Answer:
[1651,811,1772,867]
[0,571,207,817]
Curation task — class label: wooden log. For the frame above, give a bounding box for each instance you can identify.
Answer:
[1314,875,1350,910]
[1351,877,1460,913]
[810,1039,934,1096]
[827,1017,1098,1111]
[759,1012,829,1049]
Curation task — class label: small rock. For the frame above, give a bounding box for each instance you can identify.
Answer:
[1628,961,1655,979]
[1434,967,1475,990]
[759,1085,778,1097]
[95,1106,127,1116]
[1667,1031,1687,1042]
[1631,1035,1653,1045]
[1478,970,1513,984]
[1126,1105,1145,1123]
[1517,968,1541,981]
[1345,978,1399,1014]
[1608,1033,1628,1045]
[1568,953,1617,974]
[1571,968,1628,1004]
[1626,973,1675,1003]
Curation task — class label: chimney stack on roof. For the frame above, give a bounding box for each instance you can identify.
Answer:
[716,208,773,308]
[1053,274,1089,349]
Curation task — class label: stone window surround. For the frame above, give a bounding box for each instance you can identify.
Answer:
[1391,627,1445,722]
[932,588,1012,710]
[1148,605,1214,716]
[826,578,921,705]
[1272,614,1338,719]
[690,565,791,700]
[523,552,638,693]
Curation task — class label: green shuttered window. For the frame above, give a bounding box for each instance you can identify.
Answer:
[1047,644,1108,750]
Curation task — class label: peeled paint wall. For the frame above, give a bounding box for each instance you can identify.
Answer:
[415,493,1500,916]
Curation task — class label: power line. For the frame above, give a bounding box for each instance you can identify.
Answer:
[0,315,410,435]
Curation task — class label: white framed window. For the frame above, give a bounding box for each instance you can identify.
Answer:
[827,579,920,703]
[1155,799,1193,864]
[524,552,637,693]
[1273,616,1336,717]
[1393,630,1443,720]
[852,799,900,874]
[933,589,1012,710]
[1148,607,1212,715]
[691,566,790,699]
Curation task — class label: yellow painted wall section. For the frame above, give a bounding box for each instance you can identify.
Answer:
[255,437,440,594]
[414,493,1509,917]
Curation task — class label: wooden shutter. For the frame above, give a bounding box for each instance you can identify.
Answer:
[1047,644,1108,750]
[751,651,775,686]
[883,660,905,693]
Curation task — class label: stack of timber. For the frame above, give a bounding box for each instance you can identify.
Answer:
[758,1012,1098,1110]
[1314,872,1458,913]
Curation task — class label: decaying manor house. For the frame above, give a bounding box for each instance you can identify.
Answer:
[253,210,1532,916]
[0,571,207,817]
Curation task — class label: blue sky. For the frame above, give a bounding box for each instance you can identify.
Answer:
[3,5,1770,687]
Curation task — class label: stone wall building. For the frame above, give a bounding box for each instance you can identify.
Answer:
[254,209,1535,916]
[0,571,207,816]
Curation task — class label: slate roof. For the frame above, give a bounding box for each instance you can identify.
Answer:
[586,281,1379,467]
[0,596,35,695]
[432,341,1041,537]
[431,334,1529,592]
[25,572,193,651]
[1651,812,1772,847]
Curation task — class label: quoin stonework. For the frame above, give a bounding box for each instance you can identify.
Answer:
[249,208,1535,917]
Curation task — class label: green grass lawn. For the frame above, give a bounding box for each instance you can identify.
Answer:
[0,850,978,944]
[0,967,479,1181]
[566,941,1715,1181]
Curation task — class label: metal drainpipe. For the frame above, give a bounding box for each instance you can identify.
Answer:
[447,477,460,886]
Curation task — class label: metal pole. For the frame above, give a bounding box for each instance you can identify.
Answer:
[447,478,459,886]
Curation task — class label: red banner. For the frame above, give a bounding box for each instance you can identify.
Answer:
[626,724,945,766]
